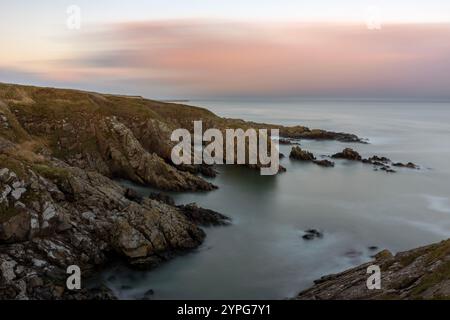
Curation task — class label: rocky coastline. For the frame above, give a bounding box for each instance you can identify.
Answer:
[0,83,446,300]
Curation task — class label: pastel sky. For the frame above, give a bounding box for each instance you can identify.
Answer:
[2,0,450,99]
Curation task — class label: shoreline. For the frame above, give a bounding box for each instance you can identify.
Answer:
[0,83,448,300]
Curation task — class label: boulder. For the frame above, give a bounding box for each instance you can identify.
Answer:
[290,147,316,161]
[331,148,362,161]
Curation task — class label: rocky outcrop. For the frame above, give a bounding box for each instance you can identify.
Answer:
[313,160,335,168]
[96,117,216,191]
[178,203,231,227]
[278,126,365,143]
[290,147,315,161]
[393,162,419,169]
[302,229,324,241]
[0,147,211,299]
[296,239,450,300]
[332,148,362,161]
[290,147,335,168]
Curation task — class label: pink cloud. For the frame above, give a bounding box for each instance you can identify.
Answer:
[15,20,450,98]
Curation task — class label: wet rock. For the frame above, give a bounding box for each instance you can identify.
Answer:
[144,289,154,297]
[380,166,396,173]
[124,188,143,203]
[332,148,362,161]
[393,162,419,169]
[278,138,300,145]
[367,156,391,163]
[290,147,316,161]
[149,192,175,206]
[280,127,365,143]
[313,159,335,167]
[177,203,231,227]
[176,164,217,178]
[302,229,323,240]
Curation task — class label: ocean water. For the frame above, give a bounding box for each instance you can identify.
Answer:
[100,100,450,299]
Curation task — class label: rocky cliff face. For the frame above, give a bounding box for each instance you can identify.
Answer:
[296,240,450,300]
[0,140,211,299]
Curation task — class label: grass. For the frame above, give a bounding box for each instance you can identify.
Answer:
[32,164,70,181]
[411,260,450,298]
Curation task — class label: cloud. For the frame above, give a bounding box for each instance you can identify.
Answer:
[5,20,450,99]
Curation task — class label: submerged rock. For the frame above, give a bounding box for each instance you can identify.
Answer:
[393,162,419,169]
[313,159,335,168]
[302,229,323,241]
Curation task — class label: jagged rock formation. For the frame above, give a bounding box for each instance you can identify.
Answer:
[0,144,213,299]
[332,148,362,161]
[331,148,419,173]
[296,239,450,300]
[290,146,316,161]
[289,147,335,168]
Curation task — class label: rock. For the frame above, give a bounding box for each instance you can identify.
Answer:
[313,159,335,167]
[380,166,396,173]
[331,148,362,161]
[0,211,31,242]
[177,203,231,227]
[393,162,419,169]
[289,147,316,161]
[124,188,143,203]
[280,127,365,143]
[302,229,323,240]
[278,138,300,145]
[367,156,391,163]
[148,192,175,206]
[144,289,154,297]
[11,187,26,200]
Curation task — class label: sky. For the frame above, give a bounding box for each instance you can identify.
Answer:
[1,0,450,99]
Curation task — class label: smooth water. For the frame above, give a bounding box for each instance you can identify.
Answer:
[101,100,450,300]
